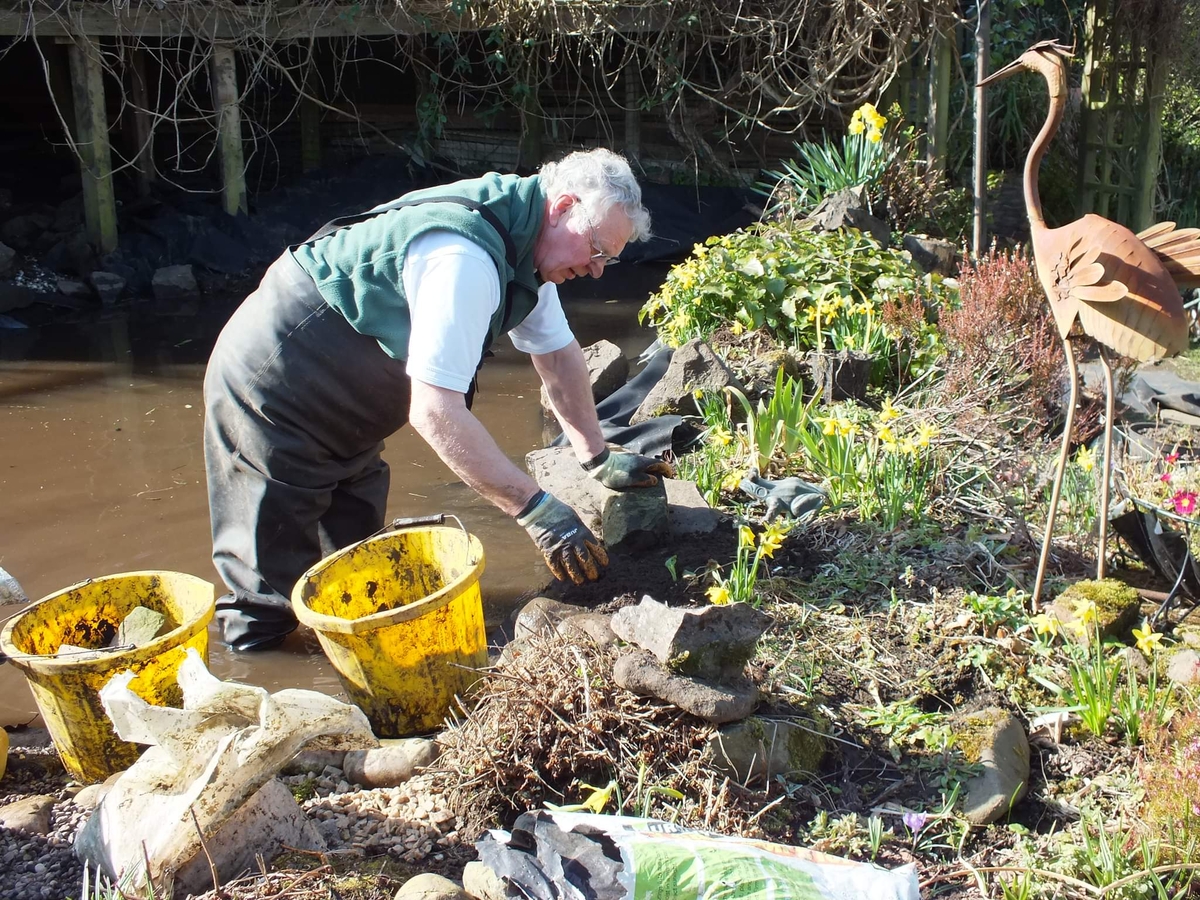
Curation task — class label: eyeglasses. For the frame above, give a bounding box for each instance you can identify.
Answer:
[579,207,621,266]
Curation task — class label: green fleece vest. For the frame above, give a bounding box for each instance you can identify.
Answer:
[290,173,545,362]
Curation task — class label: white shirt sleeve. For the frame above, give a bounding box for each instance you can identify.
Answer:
[403,231,502,394]
[508,282,576,355]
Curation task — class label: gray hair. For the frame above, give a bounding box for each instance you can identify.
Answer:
[539,148,652,242]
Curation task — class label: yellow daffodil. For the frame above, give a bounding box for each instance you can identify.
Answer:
[876,424,897,445]
[842,334,857,349]
[580,781,616,813]
[692,388,704,400]
[879,398,901,423]
[1074,598,1098,626]
[730,320,744,335]
[1030,612,1061,639]
[739,525,756,550]
[821,417,838,436]
[707,584,731,605]
[898,437,916,456]
[1076,445,1095,473]
[1132,622,1164,655]
[848,117,865,136]
[866,129,883,143]
[916,421,939,448]
[837,418,859,438]
[760,522,788,558]
[710,426,732,447]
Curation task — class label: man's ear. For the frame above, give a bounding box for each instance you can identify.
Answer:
[546,193,577,226]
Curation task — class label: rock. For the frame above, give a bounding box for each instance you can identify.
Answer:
[525,447,669,551]
[5,726,51,749]
[89,271,126,306]
[0,240,15,275]
[115,605,167,647]
[343,738,440,788]
[1117,646,1151,680]
[55,278,91,300]
[282,749,347,775]
[613,650,757,723]
[557,612,617,646]
[44,234,96,276]
[497,634,534,667]
[151,264,200,301]
[601,480,669,551]
[73,770,125,809]
[806,349,872,403]
[802,186,890,247]
[52,195,84,232]
[703,716,830,784]
[1177,624,1200,649]
[0,283,41,314]
[664,477,723,537]
[394,873,469,900]
[540,339,629,416]
[610,594,770,681]
[513,596,589,639]
[1050,579,1140,645]
[0,728,6,782]
[1166,648,1200,686]
[0,212,51,250]
[172,779,326,897]
[462,861,508,900]
[0,794,56,835]
[631,339,743,426]
[953,708,1030,826]
[902,234,959,276]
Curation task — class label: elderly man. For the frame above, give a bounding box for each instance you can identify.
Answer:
[203,148,670,651]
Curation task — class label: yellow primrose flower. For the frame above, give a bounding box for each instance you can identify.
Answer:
[739,525,756,550]
[1030,612,1061,639]
[1132,622,1164,655]
[707,584,731,605]
[879,398,901,423]
[1075,445,1095,473]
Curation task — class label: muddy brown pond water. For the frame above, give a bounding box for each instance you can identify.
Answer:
[0,268,666,728]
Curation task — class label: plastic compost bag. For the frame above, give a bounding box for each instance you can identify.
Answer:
[75,648,377,893]
[476,810,920,900]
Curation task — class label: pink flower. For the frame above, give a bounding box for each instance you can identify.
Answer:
[1161,472,1173,483]
[1173,491,1198,516]
[1166,452,1180,465]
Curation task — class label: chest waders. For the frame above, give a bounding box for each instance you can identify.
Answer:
[205,196,527,650]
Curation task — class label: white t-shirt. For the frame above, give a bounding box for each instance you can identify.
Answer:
[402,230,575,393]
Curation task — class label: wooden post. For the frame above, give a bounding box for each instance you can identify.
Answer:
[1133,49,1166,232]
[211,44,247,216]
[972,0,990,257]
[926,26,952,173]
[517,55,543,172]
[68,39,118,253]
[128,47,154,197]
[300,75,321,173]
[624,52,641,162]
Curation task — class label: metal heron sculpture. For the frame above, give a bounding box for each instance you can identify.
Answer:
[979,41,1200,607]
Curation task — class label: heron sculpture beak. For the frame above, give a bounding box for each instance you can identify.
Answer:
[977,54,1031,87]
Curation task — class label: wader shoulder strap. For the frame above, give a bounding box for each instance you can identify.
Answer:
[299,195,520,332]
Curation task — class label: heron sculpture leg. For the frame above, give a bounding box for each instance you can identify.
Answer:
[1096,345,1115,581]
[1032,338,1078,610]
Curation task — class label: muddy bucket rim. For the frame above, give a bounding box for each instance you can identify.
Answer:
[0,569,215,675]
[291,525,486,636]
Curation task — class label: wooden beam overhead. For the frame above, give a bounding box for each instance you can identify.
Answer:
[0,2,666,39]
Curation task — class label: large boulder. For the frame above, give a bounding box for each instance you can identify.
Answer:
[610,594,770,681]
[953,708,1030,826]
[0,240,15,276]
[541,339,630,417]
[631,339,743,425]
[151,264,200,301]
[613,650,757,723]
[902,234,958,276]
[802,186,890,247]
[703,717,830,784]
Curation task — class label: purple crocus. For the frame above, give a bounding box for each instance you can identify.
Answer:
[903,811,928,834]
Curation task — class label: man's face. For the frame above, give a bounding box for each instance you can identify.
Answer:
[533,194,634,285]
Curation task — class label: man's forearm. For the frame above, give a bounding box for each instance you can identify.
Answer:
[409,380,540,516]
[531,341,606,462]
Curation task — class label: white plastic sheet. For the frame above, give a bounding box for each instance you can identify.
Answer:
[75,648,377,894]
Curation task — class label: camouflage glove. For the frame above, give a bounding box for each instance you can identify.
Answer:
[582,448,675,491]
[516,491,609,584]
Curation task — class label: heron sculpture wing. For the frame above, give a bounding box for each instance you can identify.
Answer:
[1137,221,1200,290]
[1049,220,1188,361]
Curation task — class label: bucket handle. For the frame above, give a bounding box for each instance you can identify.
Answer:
[379,513,479,567]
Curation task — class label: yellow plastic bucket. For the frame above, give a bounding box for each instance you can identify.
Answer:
[292,524,488,737]
[0,571,214,783]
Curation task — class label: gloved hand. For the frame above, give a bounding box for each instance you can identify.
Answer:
[583,447,675,490]
[517,491,609,584]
